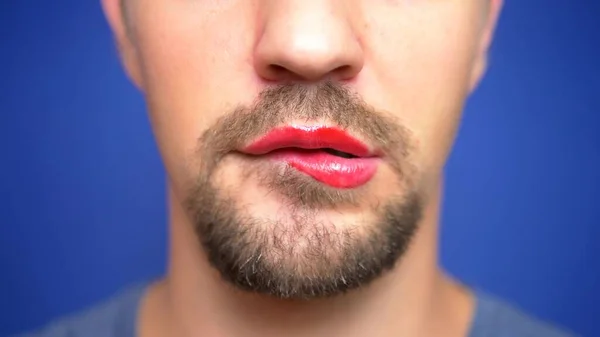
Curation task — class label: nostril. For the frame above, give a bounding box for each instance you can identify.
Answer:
[265,63,357,82]
[269,64,289,76]
[332,65,355,80]
[264,64,299,81]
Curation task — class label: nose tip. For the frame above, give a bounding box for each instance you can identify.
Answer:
[256,34,363,82]
[253,4,364,82]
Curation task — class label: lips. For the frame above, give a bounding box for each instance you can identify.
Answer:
[242,126,380,188]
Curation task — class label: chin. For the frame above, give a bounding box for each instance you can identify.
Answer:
[184,163,423,300]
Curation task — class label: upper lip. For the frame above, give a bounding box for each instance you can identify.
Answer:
[241,125,376,158]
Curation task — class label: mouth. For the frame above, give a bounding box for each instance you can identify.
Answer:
[241,126,381,188]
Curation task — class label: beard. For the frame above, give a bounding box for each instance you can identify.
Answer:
[184,82,423,300]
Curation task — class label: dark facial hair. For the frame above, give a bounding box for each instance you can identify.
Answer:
[185,82,423,300]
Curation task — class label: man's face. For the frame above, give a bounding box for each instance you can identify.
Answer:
[104,0,499,299]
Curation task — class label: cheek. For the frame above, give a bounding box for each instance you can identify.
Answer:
[360,4,481,173]
[130,2,258,186]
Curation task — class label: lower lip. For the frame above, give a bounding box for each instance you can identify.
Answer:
[267,149,379,189]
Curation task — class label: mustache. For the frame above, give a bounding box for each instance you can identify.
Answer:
[198,81,411,174]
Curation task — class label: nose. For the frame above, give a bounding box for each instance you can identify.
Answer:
[253,0,365,82]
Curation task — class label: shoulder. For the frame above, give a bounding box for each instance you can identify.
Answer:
[469,291,578,337]
[12,283,147,337]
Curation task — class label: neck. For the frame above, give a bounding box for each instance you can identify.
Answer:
[138,180,474,337]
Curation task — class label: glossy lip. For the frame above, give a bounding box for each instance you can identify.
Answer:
[270,150,379,188]
[242,125,376,157]
[241,125,380,189]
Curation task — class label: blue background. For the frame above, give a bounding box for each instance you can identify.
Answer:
[1,1,598,336]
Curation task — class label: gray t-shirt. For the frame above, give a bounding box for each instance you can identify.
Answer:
[13,284,576,337]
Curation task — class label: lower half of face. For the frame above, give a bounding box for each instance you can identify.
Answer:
[128,0,484,299]
[186,135,423,299]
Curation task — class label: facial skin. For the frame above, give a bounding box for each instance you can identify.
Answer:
[102,0,501,301]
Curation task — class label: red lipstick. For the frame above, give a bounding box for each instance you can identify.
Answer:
[243,126,380,188]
